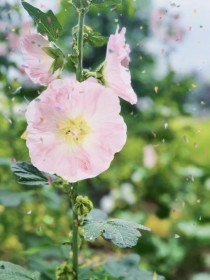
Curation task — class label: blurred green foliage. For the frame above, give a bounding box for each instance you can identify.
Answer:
[0,0,210,279]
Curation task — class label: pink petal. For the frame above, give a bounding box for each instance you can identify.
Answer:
[21,34,59,86]
[104,27,137,105]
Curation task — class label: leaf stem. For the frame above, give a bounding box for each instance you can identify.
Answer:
[76,9,85,81]
[71,183,78,279]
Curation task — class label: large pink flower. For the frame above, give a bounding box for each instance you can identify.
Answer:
[21,34,60,86]
[25,78,127,182]
[103,27,137,105]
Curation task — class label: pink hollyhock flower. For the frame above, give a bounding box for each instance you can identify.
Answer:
[21,34,60,86]
[103,27,137,105]
[25,78,127,182]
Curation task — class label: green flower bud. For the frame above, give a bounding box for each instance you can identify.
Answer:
[55,262,74,280]
[79,227,84,237]
[73,195,93,217]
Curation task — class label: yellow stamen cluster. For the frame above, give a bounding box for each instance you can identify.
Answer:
[59,116,90,145]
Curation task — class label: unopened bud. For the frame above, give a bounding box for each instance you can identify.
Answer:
[73,195,93,216]
[55,262,74,280]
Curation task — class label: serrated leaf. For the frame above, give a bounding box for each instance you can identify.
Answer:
[0,261,40,280]
[104,219,150,248]
[83,209,150,248]
[22,1,62,42]
[11,161,56,186]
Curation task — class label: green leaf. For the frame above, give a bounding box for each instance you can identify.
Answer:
[11,161,56,186]
[21,1,62,42]
[0,261,40,280]
[103,255,165,280]
[83,209,150,248]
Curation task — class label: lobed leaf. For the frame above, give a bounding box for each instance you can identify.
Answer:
[83,209,150,248]
[22,1,62,42]
[0,261,40,280]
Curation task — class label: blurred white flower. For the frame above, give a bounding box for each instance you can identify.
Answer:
[120,182,136,205]
[136,97,154,112]
[100,194,115,214]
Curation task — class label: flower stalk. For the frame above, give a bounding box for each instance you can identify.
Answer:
[76,9,85,81]
[71,7,86,279]
[71,183,79,279]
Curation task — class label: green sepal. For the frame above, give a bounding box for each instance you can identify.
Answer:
[22,1,62,42]
[55,262,74,280]
[73,25,108,47]
[42,47,65,74]
[69,0,122,8]
[86,29,108,47]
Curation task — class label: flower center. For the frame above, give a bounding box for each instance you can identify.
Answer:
[59,116,90,145]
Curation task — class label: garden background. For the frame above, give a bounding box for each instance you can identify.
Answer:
[0,0,210,279]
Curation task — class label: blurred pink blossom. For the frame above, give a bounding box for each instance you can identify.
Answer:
[143,145,157,169]
[103,26,137,105]
[0,43,7,56]
[150,8,185,44]
[21,34,60,85]
[25,78,127,182]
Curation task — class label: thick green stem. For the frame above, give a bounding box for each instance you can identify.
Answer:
[76,10,85,81]
[70,8,85,280]
[71,183,78,279]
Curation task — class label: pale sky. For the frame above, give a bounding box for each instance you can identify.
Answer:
[147,0,210,81]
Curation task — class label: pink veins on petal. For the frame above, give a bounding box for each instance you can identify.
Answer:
[25,78,127,182]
